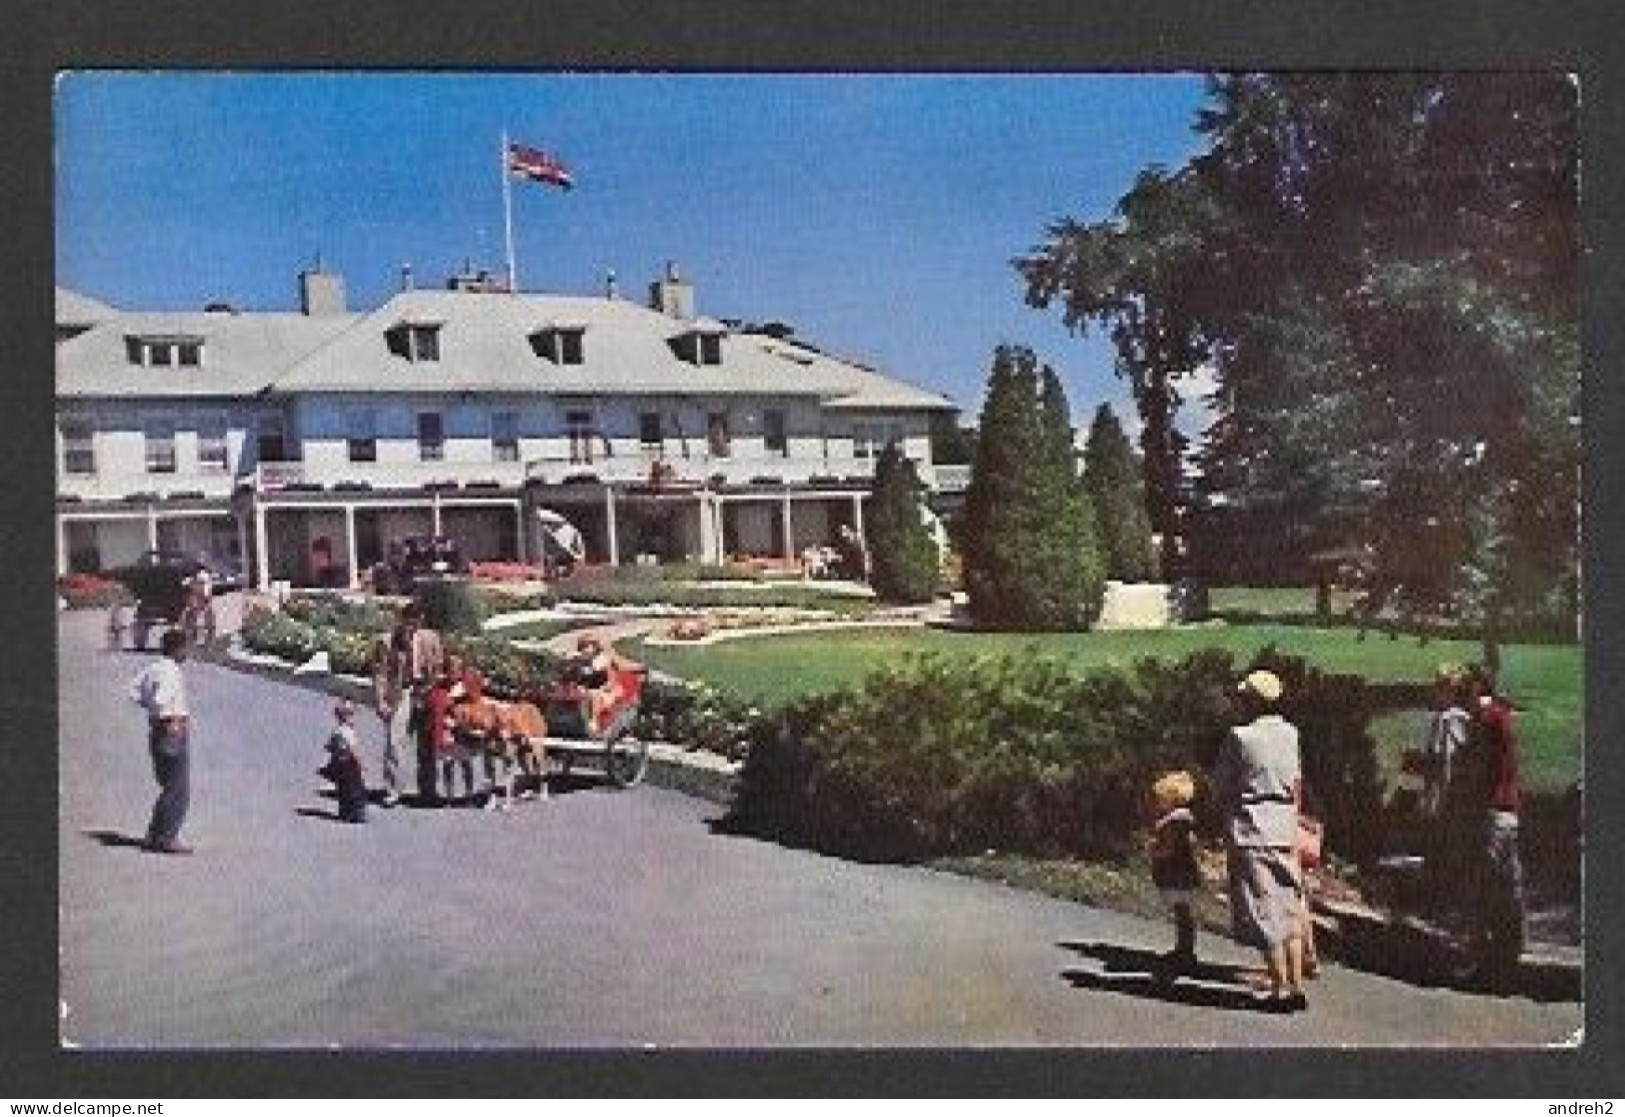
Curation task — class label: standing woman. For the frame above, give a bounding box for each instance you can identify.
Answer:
[1214,669,1307,1012]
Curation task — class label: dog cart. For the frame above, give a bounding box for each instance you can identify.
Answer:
[537,665,650,789]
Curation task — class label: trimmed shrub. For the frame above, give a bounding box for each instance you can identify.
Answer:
[282,592,393,635]
[414,576,485,635]
[241,608,323,663]
[722,646,1387,866]
[634,677,761,762]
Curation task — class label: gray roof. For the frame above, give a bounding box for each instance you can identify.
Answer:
[56,310,361,399]
[270,290,956,411]
[55,286,118,327]
[53,287,957,413]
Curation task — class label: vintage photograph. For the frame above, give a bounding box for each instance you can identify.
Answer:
[53,70,1582,1048]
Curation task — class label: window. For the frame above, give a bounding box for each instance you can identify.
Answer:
[125,335,205,368]
[639,412,663,449]
[565,409,596,464]
[491,410,520,463]
[698,332,722,365]
[144,418,176,474]
[60,420,95,476]
[385,323,441,362]
[417,412,444,462]
[852,422,876,459]
[256,412,287,463]
[530,327,586,365]
[347,410,377,463]
[707,412,731,457]
[197,414,229,472]
[763,409,787,455]
[671,329,725,366]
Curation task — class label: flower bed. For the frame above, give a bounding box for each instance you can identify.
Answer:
[57,572,134,609]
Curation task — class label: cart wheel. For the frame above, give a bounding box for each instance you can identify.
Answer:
[604,736,649,788]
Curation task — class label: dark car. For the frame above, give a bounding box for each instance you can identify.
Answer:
[369,536,466,596]
[109,551,242,647]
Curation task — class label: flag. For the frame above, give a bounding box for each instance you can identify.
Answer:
[507,143,574,190]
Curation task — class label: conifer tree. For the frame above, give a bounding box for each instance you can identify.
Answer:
[865,442,942,604]
[962,346,1102,629]
[1081,403,1159,581]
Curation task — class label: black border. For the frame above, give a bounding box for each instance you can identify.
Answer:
[7,0,1623,1098]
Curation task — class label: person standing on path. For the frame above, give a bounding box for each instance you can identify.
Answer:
[1213,669,1307,1012]
[127,628,194,854]
[369,602,444,806]
[1456,663,1527,989]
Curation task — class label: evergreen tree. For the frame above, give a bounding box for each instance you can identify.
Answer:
[962,346,1102,629]
[865,442,942,604]
[1082,403,1159,581]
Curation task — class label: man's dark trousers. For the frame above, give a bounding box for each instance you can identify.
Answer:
[146,719,190,847]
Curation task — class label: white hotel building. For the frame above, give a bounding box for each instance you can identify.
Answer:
[55,265,961,589]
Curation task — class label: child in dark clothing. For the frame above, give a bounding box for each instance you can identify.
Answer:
[319,699,368,823]
[1148,769,1201,969]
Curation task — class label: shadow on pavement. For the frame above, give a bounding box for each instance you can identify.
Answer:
[1060,940,1267,1012]
[83,829,149,851]
[294,806,367,824]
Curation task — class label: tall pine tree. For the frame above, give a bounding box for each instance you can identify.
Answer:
[1081,403,1158,581]
[865,442,942,604]
[962,346,1102,629]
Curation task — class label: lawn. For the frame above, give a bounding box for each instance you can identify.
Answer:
[630,623,1583,793]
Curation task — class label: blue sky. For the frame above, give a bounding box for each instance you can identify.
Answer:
[55,71,1210,426]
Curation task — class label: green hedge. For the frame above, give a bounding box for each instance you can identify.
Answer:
[413,577,487,634]
[634,677,761,762]
[240,606,559,695]
[721,646,1390,866]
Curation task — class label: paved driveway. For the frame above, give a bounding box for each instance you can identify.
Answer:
[57,608,1580,1048]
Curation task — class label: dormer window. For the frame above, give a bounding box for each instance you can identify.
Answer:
[671,323,726,366]
[385,322,442,362]
[530,325,586,365]
[125,334,203,367]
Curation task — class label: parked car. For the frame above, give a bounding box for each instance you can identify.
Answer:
[107,551,242,648]
[369,536,467,595]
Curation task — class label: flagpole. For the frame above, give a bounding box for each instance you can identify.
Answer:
[501,130,517,293]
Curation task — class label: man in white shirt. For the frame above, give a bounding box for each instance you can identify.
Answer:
[128,628,194,854]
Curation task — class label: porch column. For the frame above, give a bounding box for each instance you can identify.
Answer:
[698,494,720,565]
[343,503,359,590]
[513,500,527,563]
[145,503,159,551]
[604,485,620,567]
[55,515,67,577]
[781,491,795,560]
[851,493,866,543]
[235,511,250,579]
[431,490,443,537]
[254,504,270,590]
